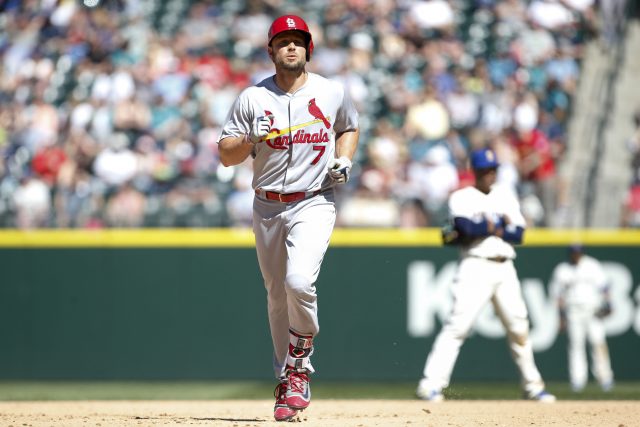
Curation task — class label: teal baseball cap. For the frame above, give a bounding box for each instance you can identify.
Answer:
[470,148,499,170]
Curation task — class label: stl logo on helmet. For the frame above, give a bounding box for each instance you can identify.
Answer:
[287,18,295,27]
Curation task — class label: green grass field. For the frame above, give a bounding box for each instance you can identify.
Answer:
[0,381,638,401]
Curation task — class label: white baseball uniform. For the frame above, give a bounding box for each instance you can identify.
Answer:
[219,72,358,379]
[418,184,548,397]
[549,255,614,390]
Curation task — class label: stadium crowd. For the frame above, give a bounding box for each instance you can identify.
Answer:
[0,0,610,228]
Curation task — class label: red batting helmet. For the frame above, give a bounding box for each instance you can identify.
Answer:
[268,15,314,61]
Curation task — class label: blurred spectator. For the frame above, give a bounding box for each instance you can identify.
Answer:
[626,110,640,185]
[445,70,481,131]
[492,132,521,194]
[600,0,628,49]
[408,0,455,31]
[31,142,67,186]
[105,182,145,227]
[511,19,557,68]
[620,183,640,228]
[622,110,640,228]
[337,168,401,227]
[93,133,138,189]
[398,198,430,228]
[311,33,348,77]
[404,85,451,160]
[404,145,459,226]
[12,175,51,229]
[21,92,60,152]
[527,0,575,30]
[225,159,254,227]
[509,95,559,226]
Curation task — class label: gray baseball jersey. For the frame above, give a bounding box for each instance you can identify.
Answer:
[219,72,358,193]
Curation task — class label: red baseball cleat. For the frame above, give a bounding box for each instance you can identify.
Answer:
[286,370,311,410]
[273,382,298,421]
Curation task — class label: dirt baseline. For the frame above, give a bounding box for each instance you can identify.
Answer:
[0,400,638,427]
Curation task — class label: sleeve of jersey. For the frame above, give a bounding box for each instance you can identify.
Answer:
[501,187,526,243]
[449,191,490,238]
[332,82,359,133]
[501,225,524,244]
[217,90,252,142]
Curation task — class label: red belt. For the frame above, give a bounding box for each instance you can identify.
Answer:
[255,189,323,203]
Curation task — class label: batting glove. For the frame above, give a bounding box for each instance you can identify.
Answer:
[328,156,352,184]
[248,114,274,144]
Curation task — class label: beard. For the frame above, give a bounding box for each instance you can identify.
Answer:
[275,55,306,73]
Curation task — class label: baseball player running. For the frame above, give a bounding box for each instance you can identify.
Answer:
[549,244,615,392]
[217,15,359,422]
[416,147,555,402]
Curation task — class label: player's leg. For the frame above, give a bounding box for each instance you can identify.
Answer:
[587,315,614,391]
[284,193,336,338]
[282,193,336,409]
[253,199,300,421]
[492,261,554,401]
[566,308,589,391]
[253,198,290,379]
[417,257,496,399]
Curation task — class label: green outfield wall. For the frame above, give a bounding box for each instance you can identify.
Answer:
[1,229,639,381]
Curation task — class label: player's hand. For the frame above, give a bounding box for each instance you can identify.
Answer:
[328,156,352,184]
[559,317,567,332]
[249,114,274,144]
[596,301,612,319]
[559,310,567,332]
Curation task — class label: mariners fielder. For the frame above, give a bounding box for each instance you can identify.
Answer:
[549,244,615,392]
[416,147,555,402]
[217,15,359,422]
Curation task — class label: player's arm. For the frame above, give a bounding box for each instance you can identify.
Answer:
[335,128,359,161]
[548,266,567,331]
[218,135,255,167]
[493,189,526,244]
[328,83,359,184]
[453,217,495,237]
[593,259,613,318]
[447,192,492,241]
[328,128,359,184]
[218,91,272,167]
[452,215,523,243]
[494,215,524,244]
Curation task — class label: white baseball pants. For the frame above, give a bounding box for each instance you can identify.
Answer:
[253,191,336,380]
[566,306,614,389]
[421,257,546,395]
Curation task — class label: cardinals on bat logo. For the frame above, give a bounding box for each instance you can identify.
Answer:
[308,98,331,129]
[261,102,332,149]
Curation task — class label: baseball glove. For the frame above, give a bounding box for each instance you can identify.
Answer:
[441,223,462,245]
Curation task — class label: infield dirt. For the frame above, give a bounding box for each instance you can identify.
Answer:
[0,400,638,427]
